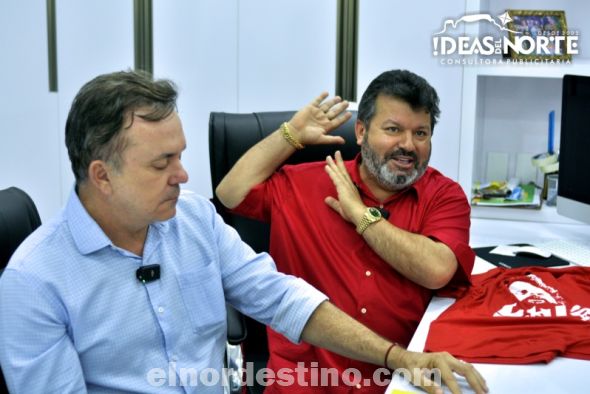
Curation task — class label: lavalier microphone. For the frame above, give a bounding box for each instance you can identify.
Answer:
[136,264,161,283]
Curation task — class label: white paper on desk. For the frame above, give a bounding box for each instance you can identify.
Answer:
[489,245,520,257]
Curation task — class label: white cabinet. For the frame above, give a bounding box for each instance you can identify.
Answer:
[459,0,590,223]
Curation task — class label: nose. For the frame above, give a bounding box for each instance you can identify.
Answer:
[397,130,416,152]
[170,161,189,185]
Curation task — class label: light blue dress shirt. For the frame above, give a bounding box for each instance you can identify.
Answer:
[0,190,327,393]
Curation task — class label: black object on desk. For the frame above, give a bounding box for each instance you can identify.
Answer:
[473,244,570,268]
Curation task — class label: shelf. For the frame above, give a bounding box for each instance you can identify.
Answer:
[471,204,584,224]
[459,0,590,227]
[467,58,590,79]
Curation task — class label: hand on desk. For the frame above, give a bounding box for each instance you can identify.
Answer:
[392,348,488,394]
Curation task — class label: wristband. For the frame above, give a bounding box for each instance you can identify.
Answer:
[384,342,399,370]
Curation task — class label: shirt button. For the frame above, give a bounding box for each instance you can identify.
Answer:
[356,383,362,389]
[365,270,372,277]
[170,355,178,362]
[361,308,367,314]
[158,306,164,314]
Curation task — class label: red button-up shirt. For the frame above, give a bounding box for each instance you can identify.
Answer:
[233,155,474,393]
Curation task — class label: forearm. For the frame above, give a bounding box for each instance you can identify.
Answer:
[301,301,489,394]
[361,221,458,289]
[300,301,404,368]
[216,129,296,209]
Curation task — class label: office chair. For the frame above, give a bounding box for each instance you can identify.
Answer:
[209,110,359,393]
[0,186,43,392]
[0,187,42,272]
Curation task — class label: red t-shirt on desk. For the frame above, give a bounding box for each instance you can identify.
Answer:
[232,155,475,393]
[425,266,590,364]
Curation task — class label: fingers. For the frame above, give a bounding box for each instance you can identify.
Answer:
[407,352,488,394]
[451,359,488,394]
[325,152,361,206]
[333,151,351,180]
[324,155,343,185]
[434,354,488,394]
[311,92,330,107]
[325,154,345,183]
[325,153,354,194]
[328,106,352,127]
[315,135,346,146]
[417,372,443,394]
[312,93,351,122]
[437,362,462,394]
[324,196,341,214]
[324,157,359,224]
[319,96,343,112]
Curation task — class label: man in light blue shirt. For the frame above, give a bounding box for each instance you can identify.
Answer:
[0,71,487,394]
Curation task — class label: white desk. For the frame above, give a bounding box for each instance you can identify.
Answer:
[470,217,590,248]
[385,256,589,393]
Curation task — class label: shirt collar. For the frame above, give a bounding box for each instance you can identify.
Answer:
[348,153,428,204]
[65,187,171,256]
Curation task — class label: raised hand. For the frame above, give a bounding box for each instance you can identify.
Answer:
[324,150,366,225]
[288,93,352,146]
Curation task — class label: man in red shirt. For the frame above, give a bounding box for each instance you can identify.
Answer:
[216,69,475,393]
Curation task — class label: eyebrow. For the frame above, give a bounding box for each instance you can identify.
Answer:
[382,119,431,131]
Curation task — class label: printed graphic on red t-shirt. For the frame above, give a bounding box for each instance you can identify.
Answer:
[494,272,590,320]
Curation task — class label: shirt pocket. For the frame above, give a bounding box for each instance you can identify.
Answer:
[176,264,226,335]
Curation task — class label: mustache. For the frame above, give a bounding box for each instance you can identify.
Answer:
[165,187,181,200]
[383,148,418,162]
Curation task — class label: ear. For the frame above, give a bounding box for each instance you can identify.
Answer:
[354,119,366,146]
[87,160,113,195]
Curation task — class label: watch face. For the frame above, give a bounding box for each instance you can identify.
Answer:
[368,207,381,218]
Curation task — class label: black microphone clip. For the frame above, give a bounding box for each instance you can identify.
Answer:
[375,207,390,220]
[136,264,161,283]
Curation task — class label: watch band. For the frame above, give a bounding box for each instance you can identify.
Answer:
[356,207,382,235]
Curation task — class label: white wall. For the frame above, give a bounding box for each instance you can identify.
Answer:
[56,0,134,207]
[153,0,239,198]
[237,0,337,112]
[0,0,61,222]
[1,0,469,221]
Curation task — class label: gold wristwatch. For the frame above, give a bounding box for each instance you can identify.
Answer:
[356,207,382,235]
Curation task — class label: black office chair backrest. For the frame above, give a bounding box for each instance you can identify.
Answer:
[0,187,42,270]
[209,110,359,253]
[0,187,41,391]
[209,111,358,393]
